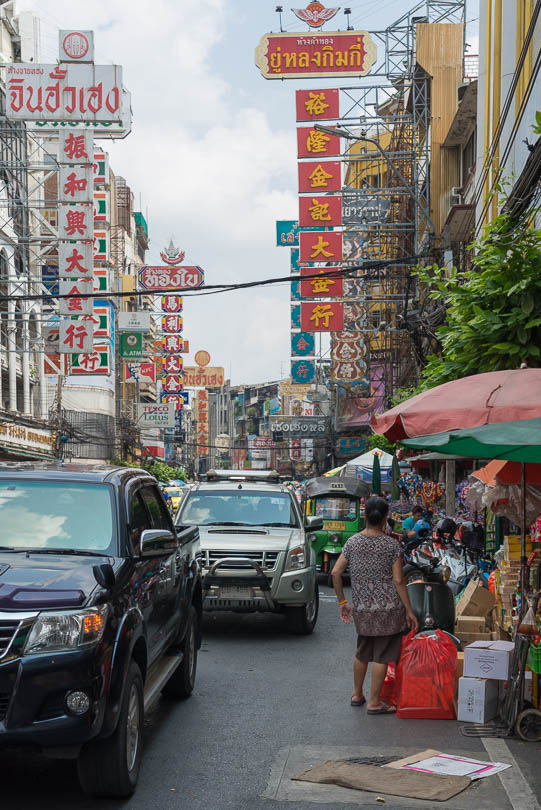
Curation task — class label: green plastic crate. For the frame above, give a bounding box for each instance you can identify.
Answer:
[527,645,541,675]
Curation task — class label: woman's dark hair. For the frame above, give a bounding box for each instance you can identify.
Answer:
[412,504,423,515]
[365,496,389,527]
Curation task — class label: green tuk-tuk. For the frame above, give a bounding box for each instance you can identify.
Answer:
[304,476,371,586]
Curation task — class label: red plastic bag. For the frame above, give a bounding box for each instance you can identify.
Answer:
[396,630,457,719]
[488,570,496,594]
[380,663,397,707]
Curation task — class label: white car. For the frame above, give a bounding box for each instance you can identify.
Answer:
[175,469,322,634]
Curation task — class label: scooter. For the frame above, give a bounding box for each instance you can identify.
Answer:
[402,532,459,641]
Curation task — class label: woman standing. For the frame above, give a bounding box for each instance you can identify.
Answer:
[332,496,418,715]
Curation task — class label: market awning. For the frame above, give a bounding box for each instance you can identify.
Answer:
[0,445,55,461]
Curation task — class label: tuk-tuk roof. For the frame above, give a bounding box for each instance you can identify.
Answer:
[305,476,370,499]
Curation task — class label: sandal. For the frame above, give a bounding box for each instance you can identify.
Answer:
[366,703,396,715]
[350,696,366,707]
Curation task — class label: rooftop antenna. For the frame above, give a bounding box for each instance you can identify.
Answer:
[275,5,284,32]
[344,8,353,31]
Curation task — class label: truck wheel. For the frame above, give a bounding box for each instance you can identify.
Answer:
[77,661,143,798]
[285,584,319,635]
[162,605,198,699]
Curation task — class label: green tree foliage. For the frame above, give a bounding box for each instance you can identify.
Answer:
[414,205,541,389]
[110,457,187,482]
[367,433,396,455]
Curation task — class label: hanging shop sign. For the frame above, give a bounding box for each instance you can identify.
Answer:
[162,374,184,394]
[118,311,151,332]
[59,318,94,354]
[87,304,111,338]
[124,361,156,384]
[161,334,184,354]
[34,88,132,139]
[292,3,340,28]
[296,88,339,122]
[71,346,110,375]
[290,359,316,384]
[299,194,342,228]
[120,332,144,359]
[297,126,340,158]
[161,295,183,313]
[5,64,123,122]
[160,393,183,412]
[298,160,341,193]
[280,381,312,396]
[58,242,93,278]
[343,301,367,330]
[336,437,367,457]
[342,188,391,224]
[300,301,344,332]
[137,403,175,429]
[183,367,225,388]
[291,331,315,357]
[299,230,342,263]
[163,355,183,374]
[291,248,300,273]
[255,31,376,80]
[291,279,302,301]
[0,421,54,458]
[276,220,299,247]
[331,359,368,385]
[59,165,93,204]
[58,279,93,316]
[161,314,183,334]
[93,151,108,184]
[138,265,204,291]
[60,30,95,62]
[291,304,301,329]
[300,267,343,298]
[194,350,211,366]
[58,203,93,241]
[270,416,326,437]
[93,230,109,262]
[93,190,108,221]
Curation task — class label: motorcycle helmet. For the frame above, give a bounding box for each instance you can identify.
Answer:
[459,521,485,552]
[436,517,457,539]
[413,518,431,539]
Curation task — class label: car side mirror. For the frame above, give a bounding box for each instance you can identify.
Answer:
[140,528,177,557]
[305,515,324,530]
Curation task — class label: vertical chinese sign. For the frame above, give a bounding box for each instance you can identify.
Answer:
[196,389,209,457]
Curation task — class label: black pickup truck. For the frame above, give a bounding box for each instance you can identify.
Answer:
[0,463,201,798]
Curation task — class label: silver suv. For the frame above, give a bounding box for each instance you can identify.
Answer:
[175,470,322,634]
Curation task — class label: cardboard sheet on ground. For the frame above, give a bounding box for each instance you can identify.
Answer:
[292,761,470,801]
[388,751,511,781]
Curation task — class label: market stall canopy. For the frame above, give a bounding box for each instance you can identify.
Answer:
[401,417,541,463]
[305,476,370,500]
[344,448,394,484]
[472,458,541,486]
[371,368,541,441]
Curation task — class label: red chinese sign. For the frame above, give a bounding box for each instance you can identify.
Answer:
[161,334,184,354]
[161,315,183,334]
[297,126,340,158]
[298,160,341,193]
[163,355,183,374]
[295,88,339,121]
[161,295,183,313]
[138,265,204,291]
[58,243,93,278]
[300,267,343,298]
[301,301,344,331]
[299,194,342,227]
[163,374,183,393]
[255,31,377,80]
[299,230,342,263]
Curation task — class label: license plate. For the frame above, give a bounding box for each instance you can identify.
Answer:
[325,521,346,531]
[220,587,253,600]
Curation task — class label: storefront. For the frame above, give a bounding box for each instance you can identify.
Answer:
[0,420,55,461]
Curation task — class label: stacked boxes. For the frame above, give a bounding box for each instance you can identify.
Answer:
[457,640,515,724]
[454,580,496,646]
[495,534,541,632]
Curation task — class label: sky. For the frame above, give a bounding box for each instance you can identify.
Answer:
[17,0,479,385]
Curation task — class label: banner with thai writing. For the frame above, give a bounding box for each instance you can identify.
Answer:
[255,31,376,80]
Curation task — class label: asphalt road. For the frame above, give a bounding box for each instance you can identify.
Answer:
[2,586,541,810]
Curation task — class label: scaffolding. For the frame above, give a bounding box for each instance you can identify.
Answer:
[331,0,465,407]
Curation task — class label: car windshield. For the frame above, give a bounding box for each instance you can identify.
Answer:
[0,480,115,553]
[179,490,299,527]
[315,497,357,521]
[166,489,183,498]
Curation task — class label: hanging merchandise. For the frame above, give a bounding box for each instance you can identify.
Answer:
[396,630,457,720]
[397,471,423,503]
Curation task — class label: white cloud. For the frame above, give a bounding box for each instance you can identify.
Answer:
[16,0,298,383]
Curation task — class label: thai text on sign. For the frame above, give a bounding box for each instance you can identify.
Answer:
[255,31,377,80]
[138,266,204,291]
[183,367,225,388]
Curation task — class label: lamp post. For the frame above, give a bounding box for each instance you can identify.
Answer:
[313,124,435,238]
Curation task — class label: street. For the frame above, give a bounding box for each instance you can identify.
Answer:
[2,586,540,810]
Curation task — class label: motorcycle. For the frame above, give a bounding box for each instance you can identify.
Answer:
[400,528,459,642]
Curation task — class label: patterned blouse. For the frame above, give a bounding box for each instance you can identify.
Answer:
[343,531,407,637]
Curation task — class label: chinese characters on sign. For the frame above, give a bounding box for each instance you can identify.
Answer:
[291,359,316,384]
[300,301,344,331]
[196,389,209,456]
[300,267,344,298]
[299,230,343,262]
[299,194,342,227]
[298,160,341,193]
[295,88,339,121]
[297,126,340,158]
[291,331,316,357]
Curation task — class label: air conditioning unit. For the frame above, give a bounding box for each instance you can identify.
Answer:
[451,187,462,205]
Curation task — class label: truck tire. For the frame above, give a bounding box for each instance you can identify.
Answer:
[77,660,144,798]
[285,584,319,635]
[161,605,198,699]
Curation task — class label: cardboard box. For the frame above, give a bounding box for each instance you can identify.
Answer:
[464,640,515,680]
[456,580,495,619]
[456,651,464,679]
[457,632,492,646]
[456,616,487,634]
[457,677,499,723]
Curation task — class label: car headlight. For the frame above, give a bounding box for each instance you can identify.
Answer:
[441,565,451,583]
[24,605,109,655]
[286,545,306,571]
